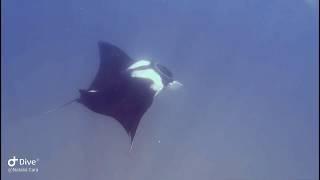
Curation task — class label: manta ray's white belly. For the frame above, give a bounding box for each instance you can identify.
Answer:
[129,60,164,96]
[130,69,164,95]
[128,60,151,70]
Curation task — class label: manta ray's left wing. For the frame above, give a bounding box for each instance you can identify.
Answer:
[89,41,133,91]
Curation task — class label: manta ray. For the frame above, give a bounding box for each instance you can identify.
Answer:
[77,41,182,144]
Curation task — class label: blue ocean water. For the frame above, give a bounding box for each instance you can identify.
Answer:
[2,0,319,179]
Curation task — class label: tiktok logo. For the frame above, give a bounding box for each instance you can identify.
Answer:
[7,156,39,167]
[7,155,40,173]
[8,156,18,167]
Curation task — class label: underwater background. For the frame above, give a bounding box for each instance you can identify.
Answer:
[2,0,319,179]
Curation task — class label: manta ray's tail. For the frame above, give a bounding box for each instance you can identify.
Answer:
[42,98,79,114]
[26,98,79,120]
